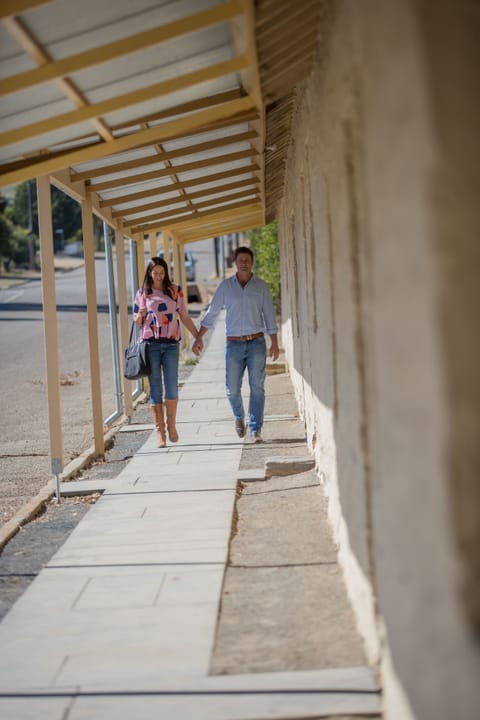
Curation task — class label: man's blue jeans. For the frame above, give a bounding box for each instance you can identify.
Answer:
[225,336,266,433]
[146,340,179,404]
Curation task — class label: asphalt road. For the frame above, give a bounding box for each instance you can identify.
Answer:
[0,258,119,527]
[0,240,220,530]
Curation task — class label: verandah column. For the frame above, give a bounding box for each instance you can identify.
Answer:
[37,175,63,498]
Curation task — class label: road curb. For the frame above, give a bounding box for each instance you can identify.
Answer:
[0,400,146,552]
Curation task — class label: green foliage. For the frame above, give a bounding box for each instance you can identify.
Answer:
[0,215,12,260]
[11,181,38,234]
[11,226,37,267]
[247,221,280,312]
[10,181,81,242]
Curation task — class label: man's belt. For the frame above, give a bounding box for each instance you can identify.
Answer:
[226,332,264,342]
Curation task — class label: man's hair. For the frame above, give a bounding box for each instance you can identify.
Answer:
[234,246,254,261]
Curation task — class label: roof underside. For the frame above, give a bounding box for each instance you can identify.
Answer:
[0,0,321,243]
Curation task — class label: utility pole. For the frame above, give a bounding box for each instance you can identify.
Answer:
[26,179,35,270]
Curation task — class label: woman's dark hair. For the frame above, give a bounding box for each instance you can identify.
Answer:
[234,245,254,261]
[142,257,175,298]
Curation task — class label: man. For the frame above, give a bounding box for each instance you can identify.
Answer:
[193,246,279,443]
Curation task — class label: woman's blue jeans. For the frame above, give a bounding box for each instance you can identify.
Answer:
[225,336,266,433]
[146,340,179,404]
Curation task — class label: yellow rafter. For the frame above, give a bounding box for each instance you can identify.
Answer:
[0,0,54,19]
[111,178,259,218]
[229,0,265,224]
[0,0,243,96]
[124,188,259,227]
[71,130,258,182]
[0,96,256,185]
[178,213,262,243]
[0,55,249,149]
[3,16,114,141]
[111,88,243,132]
[98,164,260,208]
[128,198,261,235]
[87,149,257,193]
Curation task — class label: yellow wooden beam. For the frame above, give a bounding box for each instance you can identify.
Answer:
[88,148,257,193]
[179,215,262,243]
[0,96,256,186]
[72,130,258,182]
[3,16,114,141]
[112,88,242,132]
[230,0,265,224]
[230,0,263,111]
[0,107,259,180]
[171,207,263,243]
[0,0,243,96]
[37,174,64,475]
[99,163,260,208]
[0,0,53,19]
[112,178,259,218]
[126,188,259,230]
[81,194,105,457]
[0,55,249,149]
[128,198,261,235]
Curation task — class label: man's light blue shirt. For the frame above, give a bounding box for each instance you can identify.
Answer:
[201,274,277,337]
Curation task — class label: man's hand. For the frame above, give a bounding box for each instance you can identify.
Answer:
[192,337,203,356]
[269,340,280,361]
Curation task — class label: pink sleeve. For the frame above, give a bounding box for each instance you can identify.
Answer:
[133,288,146,313]
[177,286,186,314]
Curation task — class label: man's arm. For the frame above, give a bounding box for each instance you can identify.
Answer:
[268,332,280,361]
[192,282,224,354]
[261,282,279,360]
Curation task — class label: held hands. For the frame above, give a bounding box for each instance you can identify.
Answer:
[192,337,204,356]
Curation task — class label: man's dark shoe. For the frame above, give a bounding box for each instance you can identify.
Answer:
[250,431,263,443]
[235,420,246,438]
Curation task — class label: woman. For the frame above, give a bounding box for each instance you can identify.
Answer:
[133,257,202,447]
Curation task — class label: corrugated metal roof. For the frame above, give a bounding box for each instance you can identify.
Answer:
[0,0,321,241]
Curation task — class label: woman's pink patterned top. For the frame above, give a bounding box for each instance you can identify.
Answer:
[134,285,186,341]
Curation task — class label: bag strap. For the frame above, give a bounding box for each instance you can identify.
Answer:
[129,313,145,345]
[130,290,147,343]
[128,321,136,344]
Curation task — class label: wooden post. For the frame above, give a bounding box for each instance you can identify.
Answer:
[37,175,63,496]
[81,194,104,456]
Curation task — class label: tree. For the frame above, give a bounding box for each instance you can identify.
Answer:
[10,181,81,244]
[247,221,280,312]
[0,215,12,262]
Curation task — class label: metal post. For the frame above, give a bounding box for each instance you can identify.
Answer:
[116,225,133,418]
[214,236,220,277]
[104,222,122,425]
[220,235,226,279]
[129,239,143,398]
[26,179,35,270]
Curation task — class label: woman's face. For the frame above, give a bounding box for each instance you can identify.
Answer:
[150,264,165,287]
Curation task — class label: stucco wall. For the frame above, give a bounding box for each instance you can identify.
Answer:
[279,2,480,719]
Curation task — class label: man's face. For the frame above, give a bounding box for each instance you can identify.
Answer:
[235,252,253,275]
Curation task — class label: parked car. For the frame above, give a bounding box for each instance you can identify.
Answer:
[156,248,196,282]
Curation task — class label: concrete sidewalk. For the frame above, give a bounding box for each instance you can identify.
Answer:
[0,316,381,719]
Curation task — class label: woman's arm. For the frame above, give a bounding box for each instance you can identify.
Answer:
[179,310,201,341]
[133,290,147,325]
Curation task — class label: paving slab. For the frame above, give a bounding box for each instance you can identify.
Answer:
[0,313,381,719]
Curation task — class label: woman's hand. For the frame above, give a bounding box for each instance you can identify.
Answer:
[134,307,147,324]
